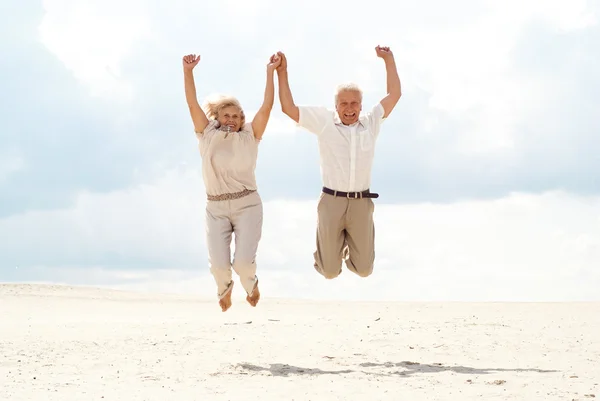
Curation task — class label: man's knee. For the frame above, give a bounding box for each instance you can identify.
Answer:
[355,264,373,277]
[320,265,342,279]
[313,246,343,279]
[346,257,374,278]
[313,257,342,279]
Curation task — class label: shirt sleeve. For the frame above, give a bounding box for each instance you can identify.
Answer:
[195,119,219,141]
[367,103,386,139]
[297,106,332,135]
[241,122,261,143]
[196,119,220,158]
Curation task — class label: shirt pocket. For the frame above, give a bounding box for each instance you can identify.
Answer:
[358,129,375,151]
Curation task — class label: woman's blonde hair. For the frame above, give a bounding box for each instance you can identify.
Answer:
[202,94,246,129]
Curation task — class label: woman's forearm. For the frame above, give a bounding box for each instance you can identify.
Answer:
[183,68,209,133]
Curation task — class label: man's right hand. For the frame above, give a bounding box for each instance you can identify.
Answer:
[276,51,287,73]
[182,54,200,71]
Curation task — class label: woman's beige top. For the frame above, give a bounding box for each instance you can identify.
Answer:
[196,120,260,196]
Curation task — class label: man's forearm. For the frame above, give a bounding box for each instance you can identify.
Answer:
[384,57,401,97]
[277,71,295,109]
[277,70,299,122]
[378,55,402,118]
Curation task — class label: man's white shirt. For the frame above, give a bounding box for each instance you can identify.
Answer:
[297,103,386,192]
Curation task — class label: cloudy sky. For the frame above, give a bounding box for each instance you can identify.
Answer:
[1,0,599,302]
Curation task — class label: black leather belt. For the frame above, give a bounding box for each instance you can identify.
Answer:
[322,187,379,199]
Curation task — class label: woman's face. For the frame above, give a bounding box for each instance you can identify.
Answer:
[218,106,243,132]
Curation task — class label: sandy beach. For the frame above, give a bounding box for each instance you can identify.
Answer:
[1,283,598,400]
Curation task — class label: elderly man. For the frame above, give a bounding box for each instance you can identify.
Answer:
[276,46,402,280]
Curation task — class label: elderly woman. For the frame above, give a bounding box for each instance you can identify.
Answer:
[182,52,280,312]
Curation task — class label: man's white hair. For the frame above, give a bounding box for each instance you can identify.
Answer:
[334,82,363,104]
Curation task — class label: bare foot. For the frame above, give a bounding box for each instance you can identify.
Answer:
[246,284,260,307]
[219,282,233,312]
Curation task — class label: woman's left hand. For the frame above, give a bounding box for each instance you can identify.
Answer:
[267,54,282,72]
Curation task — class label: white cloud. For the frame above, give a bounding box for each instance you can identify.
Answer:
[496,0,597,31]
[2,169,599,302]
[35,0,598,157]
[38,0,152,99]
[387,0,597,153]
[241,111,298,137]
[0,168,206,265]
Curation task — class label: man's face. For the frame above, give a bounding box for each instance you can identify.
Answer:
[335,90,362,125]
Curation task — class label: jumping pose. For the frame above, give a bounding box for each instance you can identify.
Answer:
[276,46,401,280]
[183,53,281,311]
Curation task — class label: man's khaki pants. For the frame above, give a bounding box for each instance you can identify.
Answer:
[205,191,262,299]
[313,192,375,278]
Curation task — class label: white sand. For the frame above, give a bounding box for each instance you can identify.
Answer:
[1,284,599,401]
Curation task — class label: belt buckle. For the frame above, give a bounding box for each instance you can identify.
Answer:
[347,191,356,199]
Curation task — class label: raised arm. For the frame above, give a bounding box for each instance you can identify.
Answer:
[275,52,300,123]
[375,46,402,118]
[251,54,281,140]
[182,54,209,134]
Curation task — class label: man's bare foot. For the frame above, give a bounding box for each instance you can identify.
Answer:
[246,284,260,307]
[219,282,233,312]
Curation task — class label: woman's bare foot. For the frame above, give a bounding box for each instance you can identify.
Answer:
[219,282,233,312]
[246,284,260,307]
